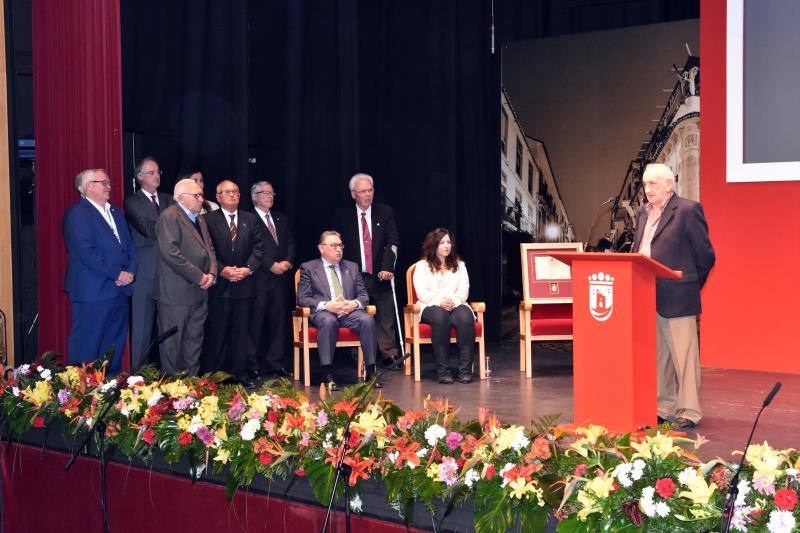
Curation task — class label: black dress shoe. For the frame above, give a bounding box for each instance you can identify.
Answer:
[438,375,454,384]
[249,369,261,381]
[323,374,339,392]
[672,417,697,430]
[265,367,292,379]
[382,357,401,370]
[458,374,473,384]
[657,416,670,425]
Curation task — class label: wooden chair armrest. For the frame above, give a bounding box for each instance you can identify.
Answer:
[366,305,377,316]
[293,306,311,317]
[404,304,421,314]
[519,301,532,311]
[469,302,486,313]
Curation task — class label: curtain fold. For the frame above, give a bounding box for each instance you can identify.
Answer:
[33,0,123,362]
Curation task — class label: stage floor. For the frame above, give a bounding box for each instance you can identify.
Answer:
[295,341,800,462]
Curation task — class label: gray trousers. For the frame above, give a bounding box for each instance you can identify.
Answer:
[159,300,208,376]
[310,309,376,366]
[130,277,157,371]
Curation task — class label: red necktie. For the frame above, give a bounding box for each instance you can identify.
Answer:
[361,212,373,274]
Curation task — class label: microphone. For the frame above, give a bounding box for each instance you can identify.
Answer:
[136,326,179,369]
[720,382,782,532]
[585,196,617,251]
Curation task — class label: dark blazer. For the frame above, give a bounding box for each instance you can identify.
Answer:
[333,203,399,273]
[156,204,218,307]
[632,194,715,318]
[202,209,264,299]
[296,259,369,312]
[253,209,296,282]
[63,198,138,301]
[123,189,174,280]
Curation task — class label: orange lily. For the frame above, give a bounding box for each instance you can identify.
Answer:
[343,453,373,486]
[392,437,421,467]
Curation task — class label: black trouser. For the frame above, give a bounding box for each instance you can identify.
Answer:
[248,274,291,373]
[420,304,475,378]
[201,296,251,381]
[363,273,400,360]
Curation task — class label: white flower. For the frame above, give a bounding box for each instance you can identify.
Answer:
[127,376,144,387]
[349,494,363,513]
[387,451,399,464]
[767,509,796,533]
[406,461,418,469]
[734,479,751,507]
[240,418,260,441]
[417,447,428,457]
[85,417,93,427]
[120,408,130,418]
[786,468,799,479]
[509,427,530,451]
[36,365,44,372]
[147,390,163,407]
[323,432,333,448]
[12,386,20,397]
[613,463,633,488]
[464,469,480,488]
[424,424,446,446]
[99,381,117,393]
[39,368,52,381]
[188,415,204,434]
[631,459,646,480]
[639,486,657,517]
[653,501,670,517]
[17,364,30,377]
[678,467,698,486]
[731,506,753,532]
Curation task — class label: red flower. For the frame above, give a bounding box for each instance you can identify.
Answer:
[655,478,676,499]
[574,464,589,477]
[294,469,306,477]
[178,431,193,445]
[484,464,496,480]
[142,427,156,445]
[775,488,798,511]
[32,416,44,428]
[259,453,273,465]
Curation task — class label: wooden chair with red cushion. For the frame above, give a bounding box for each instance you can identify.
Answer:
[402,263,486,382]
[519,242,583,378]
[292,270,376,387]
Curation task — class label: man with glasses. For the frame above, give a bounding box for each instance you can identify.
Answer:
[63,168,137,374]
[248,181,295,380]
[333,173,401,369]
[155,178,217,376]
[123,157,174,370]
[297,231,381,390]
[201,180,263,387]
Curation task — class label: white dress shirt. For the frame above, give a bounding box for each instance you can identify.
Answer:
[412,259,470,314]
[86,197,120,242]
[220,207,238,228]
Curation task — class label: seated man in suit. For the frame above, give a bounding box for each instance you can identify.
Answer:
[63,168,137,374]
[296,231,382,390]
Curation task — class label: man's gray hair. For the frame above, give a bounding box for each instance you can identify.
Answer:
[319,230,342,244]
[250,180,273,197]
[348,173,373,192]
[134,156,158,180]
[643,163,675,190]
[173,178,199,201]
[74,168,102,195]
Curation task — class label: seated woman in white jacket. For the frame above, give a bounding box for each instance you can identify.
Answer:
[412,228,476,384]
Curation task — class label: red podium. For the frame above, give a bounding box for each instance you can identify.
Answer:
[548,252,681,432]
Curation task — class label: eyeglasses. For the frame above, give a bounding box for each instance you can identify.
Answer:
[218,189,240,196]
[140,169,162,177]
[90,180,112,187]
[180,192,204,200]
[353,188,373,195]
[254,191,276,197]
[323,243,344,249]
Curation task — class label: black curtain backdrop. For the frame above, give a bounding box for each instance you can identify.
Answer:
[120,0,699,341]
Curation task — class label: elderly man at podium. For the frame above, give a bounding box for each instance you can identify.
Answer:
[632,163,715,430]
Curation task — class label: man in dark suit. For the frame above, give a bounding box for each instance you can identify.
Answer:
[123,157,174,370]
[296,231,381,390]
[333,173,401,368]
[248,180,295,379]
[201,180,263,385]
[63,168,137,374]
[156,179,218,376]
[632,163,715,430]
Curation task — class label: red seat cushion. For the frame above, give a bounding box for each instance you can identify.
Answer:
[300,327,361,343]
[529,303,573,336]
[417,321,482,339]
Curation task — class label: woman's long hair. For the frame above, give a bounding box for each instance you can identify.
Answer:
[421,228,461,273]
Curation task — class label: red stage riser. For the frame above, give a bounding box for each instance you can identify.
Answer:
[1,444,424,533]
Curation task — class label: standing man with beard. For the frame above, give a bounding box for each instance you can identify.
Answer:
[333,173,401,369]
[124,157,174,370]
[248,181,295,379]
[201,180,263,386]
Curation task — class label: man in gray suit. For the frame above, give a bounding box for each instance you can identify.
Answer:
[296,231,381,390]
[123,157,174,370]
[156,179,218,376]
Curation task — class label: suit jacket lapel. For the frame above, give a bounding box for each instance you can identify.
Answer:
[652,195,678,242]
[81,199,119,244]
[177,207,206,249]
[312,260,332,299]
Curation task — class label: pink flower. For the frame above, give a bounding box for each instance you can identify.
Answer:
[574,464,589,477]
[753,475,775,495]
[655,478,676,499]
[445,432,464,450]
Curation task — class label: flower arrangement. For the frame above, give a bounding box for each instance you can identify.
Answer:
[1,357,799,532]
